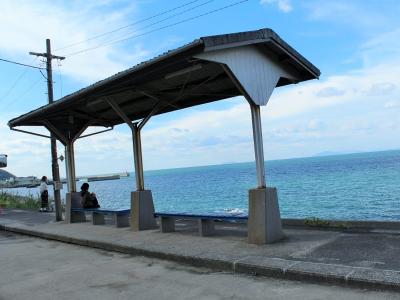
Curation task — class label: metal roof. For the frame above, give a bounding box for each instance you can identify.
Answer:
[8,28,320,142]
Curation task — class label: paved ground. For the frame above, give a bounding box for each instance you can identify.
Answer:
[2,209,400,291]
[0,208,54,226]
[1,231,399,300]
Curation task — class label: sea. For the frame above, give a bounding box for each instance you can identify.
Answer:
[4,149,400,221]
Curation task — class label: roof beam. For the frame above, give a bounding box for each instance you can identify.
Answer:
[10,127,51,139]
[67,109,113,127]
[42,120,68,145]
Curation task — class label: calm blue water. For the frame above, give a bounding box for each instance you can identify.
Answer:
[4,150,400,221]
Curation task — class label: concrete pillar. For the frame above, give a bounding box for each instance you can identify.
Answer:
[248,187,283,244]
[131,190,157,231]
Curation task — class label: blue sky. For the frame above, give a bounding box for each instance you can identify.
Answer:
[0,0,399,177]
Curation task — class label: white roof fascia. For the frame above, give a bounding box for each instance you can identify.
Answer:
[195,45,298,106]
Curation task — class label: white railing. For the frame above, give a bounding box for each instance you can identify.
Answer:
[0,154,7,168]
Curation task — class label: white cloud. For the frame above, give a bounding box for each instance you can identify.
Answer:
[305,1,390,31]
[2,1,400,177]
[260,0,293,13]
[384,100,400,109]
[0,0,148,84]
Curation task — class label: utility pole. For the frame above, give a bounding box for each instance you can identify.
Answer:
[29,39,65,221]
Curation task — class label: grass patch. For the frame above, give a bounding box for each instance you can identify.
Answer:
[0,191,41,209]
[304,217,330,227]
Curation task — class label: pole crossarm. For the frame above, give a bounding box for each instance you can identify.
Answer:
[29,51,65,60]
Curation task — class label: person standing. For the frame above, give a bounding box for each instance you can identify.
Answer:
[39,176,49,212]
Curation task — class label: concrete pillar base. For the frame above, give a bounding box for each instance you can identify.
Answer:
[248,187,284,244]
[131,190,157,231]
[64,193,72,224]
[160,217,175,232]
[65,192,86,224]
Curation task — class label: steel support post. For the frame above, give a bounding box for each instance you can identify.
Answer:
[65,142,77,192]
[132,124,145,191]
[106,98,145,191]
[64,148,70,193]
[250,103,266,188]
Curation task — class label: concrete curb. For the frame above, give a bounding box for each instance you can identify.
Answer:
[2,223,400,291]
[283,218,400,231]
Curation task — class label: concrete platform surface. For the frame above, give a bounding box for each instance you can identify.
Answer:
[2,209,400,291]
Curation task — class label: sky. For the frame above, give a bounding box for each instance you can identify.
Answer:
[0,0,399,178]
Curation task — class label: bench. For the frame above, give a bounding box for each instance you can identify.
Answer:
[67,192,130,227]
[155,212,248,236]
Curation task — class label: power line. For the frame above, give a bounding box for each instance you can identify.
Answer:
[68,0,214,55]
[55,0,205,52]
[0,57,38,102]
[0,57,45,70]
[66,0,249,57]
[94,0,215,51]
[0,76,42,111]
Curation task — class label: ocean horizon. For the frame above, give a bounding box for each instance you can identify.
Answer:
[4,149,400,221]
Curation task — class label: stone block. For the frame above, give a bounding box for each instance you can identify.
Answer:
[131,190,157,231]
[160,217,175,233]
[92,213,105,225]
[248,187,284,244]
[115,214,129,228]
[199,219,215,236]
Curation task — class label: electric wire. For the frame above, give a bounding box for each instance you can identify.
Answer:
[0,57,45,70]
[0,76,42,111]
[0,57,38,102]
[65,0,249,57]
[75,0,215,52]
[55,0,205,51]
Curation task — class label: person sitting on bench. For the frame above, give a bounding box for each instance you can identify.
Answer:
[80,183,100,208]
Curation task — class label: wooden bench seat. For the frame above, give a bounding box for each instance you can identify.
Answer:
[154,212,248,236]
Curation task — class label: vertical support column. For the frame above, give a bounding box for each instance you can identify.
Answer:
[248,102,283,244]
[65,141,76,192]
[132,123,145,191]
[130,124,157,231]
[65,148,70,193]
[250,103,266,188]
[105,97,156,231]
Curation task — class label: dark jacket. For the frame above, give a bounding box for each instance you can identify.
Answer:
[81,191,99,208]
